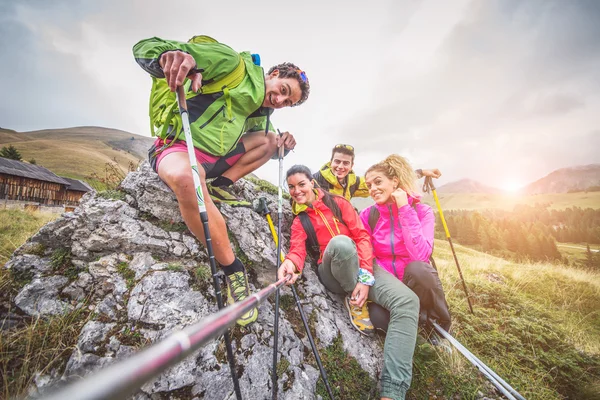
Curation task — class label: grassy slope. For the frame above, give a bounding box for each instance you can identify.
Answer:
[422,239,600,399]
[422,192,600,211]
[1,210,599,399]
[0,127,154,180]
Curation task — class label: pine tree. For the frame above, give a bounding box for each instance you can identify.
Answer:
[0,145,22,161]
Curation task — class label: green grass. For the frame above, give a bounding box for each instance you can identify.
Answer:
[245,176,279,196]
[423,192,600,211]
[557,242,600,263]
[0,304,92,399]
[117,262,135,290]
[0,209,57,267]
[426,239,600,399]
[315,335,379,399]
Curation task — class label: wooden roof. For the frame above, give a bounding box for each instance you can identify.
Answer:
[0,157,70,185]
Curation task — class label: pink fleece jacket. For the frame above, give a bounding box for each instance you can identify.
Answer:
[359,196,435,280]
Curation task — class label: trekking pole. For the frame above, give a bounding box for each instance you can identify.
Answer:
[254,197,335,400]
[423,176,474,314]
[271,130,285,399]
[431,321,525,400]
[176,86,242,400]
[41,275,291,400]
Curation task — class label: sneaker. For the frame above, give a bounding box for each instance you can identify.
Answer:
[207,185,251,207]
[225,271,258,327]
[344,296,375,337]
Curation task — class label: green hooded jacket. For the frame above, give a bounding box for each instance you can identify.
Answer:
[133,36,274,156]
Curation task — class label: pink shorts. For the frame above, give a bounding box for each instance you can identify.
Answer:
[148,138,246,179]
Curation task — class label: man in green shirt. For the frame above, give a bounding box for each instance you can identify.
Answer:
[133,36,310,326]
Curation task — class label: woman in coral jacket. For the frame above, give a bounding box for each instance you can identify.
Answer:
[278,164,419,400]
[360,154,451,331]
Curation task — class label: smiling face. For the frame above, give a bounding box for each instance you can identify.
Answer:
[330,152,354,181]
[365,169,398,205]
[263,70,302,109]
[287,173,316,205]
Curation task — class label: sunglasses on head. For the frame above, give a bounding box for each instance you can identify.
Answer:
[296,69,308,83]
[334,144,354,152]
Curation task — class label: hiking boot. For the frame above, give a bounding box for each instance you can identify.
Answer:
[225,270,258,327]
[345,296,375,337]
[207,185,251,207]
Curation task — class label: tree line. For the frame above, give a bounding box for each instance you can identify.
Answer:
[436,205,600,269]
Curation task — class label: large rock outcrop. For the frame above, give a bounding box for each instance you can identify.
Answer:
[5,162,384,399]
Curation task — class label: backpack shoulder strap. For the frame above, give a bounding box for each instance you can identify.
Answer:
[368,206,380,232]
[349,176,361,197]
[298,213,320,261]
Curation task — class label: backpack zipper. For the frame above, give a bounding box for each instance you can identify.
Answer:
[199,105,225,129]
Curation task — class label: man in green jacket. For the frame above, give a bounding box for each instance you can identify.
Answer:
[133,36,310,326]
[313,144,441,201]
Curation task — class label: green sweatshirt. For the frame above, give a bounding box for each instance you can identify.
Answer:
[133,36,273,156]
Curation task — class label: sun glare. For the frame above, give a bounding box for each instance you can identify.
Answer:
[502,180,523,193]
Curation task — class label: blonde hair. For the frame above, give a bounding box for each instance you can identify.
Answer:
[366,154,418,196]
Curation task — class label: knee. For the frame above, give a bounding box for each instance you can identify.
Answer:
[389,286,420,317]
[326,235,355,256]
[258,131,278,156]
[405,261,437,284]
[161,168,194,198]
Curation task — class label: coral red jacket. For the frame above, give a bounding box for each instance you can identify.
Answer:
[286,189,374,275]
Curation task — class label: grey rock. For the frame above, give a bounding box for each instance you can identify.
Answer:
[128,271,214,330]
[129,252,156,280]
[121,162,182,223]
[77,321,116,353]
[5,254,53,277]
[62,272,93,301]
[15,276,73,316]
[8,162,387,399]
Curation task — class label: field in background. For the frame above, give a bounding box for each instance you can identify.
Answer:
[422,191,600,211]
[0,127,153,181]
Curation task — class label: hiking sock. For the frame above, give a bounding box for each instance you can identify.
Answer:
[222,257,245,275]
[211,176,234,188]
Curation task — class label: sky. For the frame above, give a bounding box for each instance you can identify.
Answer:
[1,0,599,191]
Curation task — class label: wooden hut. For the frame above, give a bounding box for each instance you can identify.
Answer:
[0,158,91,209]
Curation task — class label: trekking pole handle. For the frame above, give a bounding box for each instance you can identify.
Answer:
[176,86,188,113]
[276,129,285,159]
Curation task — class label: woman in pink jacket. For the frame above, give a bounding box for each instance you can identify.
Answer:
[359,154,451,331]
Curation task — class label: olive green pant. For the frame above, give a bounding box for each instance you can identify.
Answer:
[318,235,419,399]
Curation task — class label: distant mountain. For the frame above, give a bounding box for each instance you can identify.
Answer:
[436,179,501,194]
[523,164,600,194]
[0,126,154,180]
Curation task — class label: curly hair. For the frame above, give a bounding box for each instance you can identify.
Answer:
[366,154,418,196]
[267,62,310,106]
